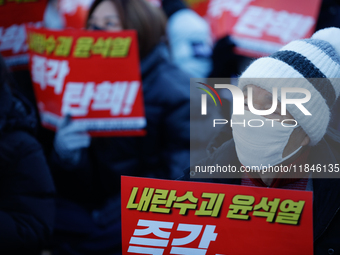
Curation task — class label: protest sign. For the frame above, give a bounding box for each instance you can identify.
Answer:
[199,0,321,57]
[184,0,210,17]
[58,0,93,29]
[0,0,47,69]
[121,176,313,254]
[27,27,146,137]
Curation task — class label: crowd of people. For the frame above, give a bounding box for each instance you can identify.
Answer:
[1,0,340,254]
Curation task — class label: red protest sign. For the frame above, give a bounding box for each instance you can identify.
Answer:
[184,0,210,17]
[0,0,47,69]
[121,176,313,255]
[204,0,321,57]
[58,0,94,29]
[27,27,146,137]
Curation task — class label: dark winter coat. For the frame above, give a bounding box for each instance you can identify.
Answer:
[0,83,55,254]
[51,43,190,208]
[182,128,340,255]
[48,43,190,254]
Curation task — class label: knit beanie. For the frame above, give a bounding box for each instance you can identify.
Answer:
[238,27,340,146]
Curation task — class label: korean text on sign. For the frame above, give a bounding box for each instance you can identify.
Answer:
[29,32,132,58]
[121,177,314,255]
[27,27,145,136]
[0,0,47,68]
[127,220,218,254]
[127,187,225,217]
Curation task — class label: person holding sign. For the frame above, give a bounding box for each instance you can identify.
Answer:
[0,54,55,254]
[50,0,190,254]
[185,27,340,254]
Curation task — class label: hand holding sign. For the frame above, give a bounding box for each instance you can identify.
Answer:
[54,115,91,164]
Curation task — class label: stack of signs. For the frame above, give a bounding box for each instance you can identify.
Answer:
[193,0,321,58]
[26,27,146,137]
[0,0,47,70]
[121,176,313,254]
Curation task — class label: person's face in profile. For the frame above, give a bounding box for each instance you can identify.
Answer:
[244,85,310,160]
[88,0,123,31]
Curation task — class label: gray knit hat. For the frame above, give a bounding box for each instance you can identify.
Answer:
[238,27,340,146]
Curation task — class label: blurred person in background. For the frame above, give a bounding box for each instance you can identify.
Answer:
[48,0,190,254]
[162,0,213,78]
[0,54,55,254]
[160,0,230,162]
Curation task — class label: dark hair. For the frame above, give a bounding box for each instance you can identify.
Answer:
[87,0,167,59]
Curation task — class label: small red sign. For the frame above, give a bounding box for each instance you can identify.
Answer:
[27,27,146,137]
[58,0,94,29]
[192,0,321,57]
[0,0,47,69]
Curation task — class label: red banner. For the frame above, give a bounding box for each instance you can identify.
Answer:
[0,0,47,69]
[27,27,146,137]
[121,176,313,255]
[199,0,321,57]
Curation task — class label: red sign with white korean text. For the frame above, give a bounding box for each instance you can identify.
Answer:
[121,176,313,255]
[58,0,94,29]
[203,0,321,57]
[27,27,146,137]
[0,0,47,69]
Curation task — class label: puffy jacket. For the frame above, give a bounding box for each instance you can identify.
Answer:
[0,80,55,253]
[51,43,191,208]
